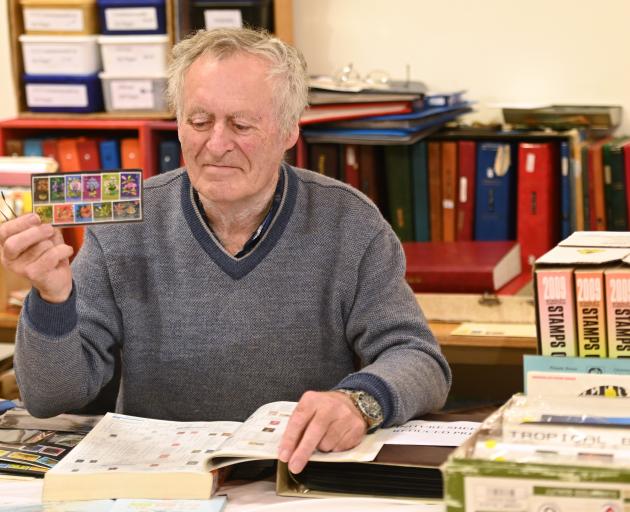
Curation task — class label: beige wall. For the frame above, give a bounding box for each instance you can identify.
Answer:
[1,0,629,133]
[294,0,630,133]
[0,0,17,120]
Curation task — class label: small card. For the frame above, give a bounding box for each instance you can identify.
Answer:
[31,169,143,226]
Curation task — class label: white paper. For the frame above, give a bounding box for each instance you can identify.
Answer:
[105,8,158,31]
[110,80,155,110]
[0,477,43,507]
[23,8,84,32]
[25,85,88,108]
[204,9,243,29]
[385,420,480,447]
[110,497,226,512]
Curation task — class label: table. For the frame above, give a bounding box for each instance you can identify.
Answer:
[0,477,444,511]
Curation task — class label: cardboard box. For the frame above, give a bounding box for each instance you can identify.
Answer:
[534,231,630,357]
[443,395,630,512]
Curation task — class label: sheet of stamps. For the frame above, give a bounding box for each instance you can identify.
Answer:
[31,169,143,227]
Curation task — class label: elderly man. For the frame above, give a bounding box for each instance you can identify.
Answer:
[0,28,450,474]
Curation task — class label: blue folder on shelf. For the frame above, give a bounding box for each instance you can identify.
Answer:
[302,111,465,145]
[474,142,517,240]
[99,140,121,170]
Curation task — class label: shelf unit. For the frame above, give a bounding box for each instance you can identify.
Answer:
[7,0,294,119]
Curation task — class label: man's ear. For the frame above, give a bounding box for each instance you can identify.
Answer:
[284,123,300,150]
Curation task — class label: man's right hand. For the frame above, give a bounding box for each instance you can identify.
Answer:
[0,213,74,304]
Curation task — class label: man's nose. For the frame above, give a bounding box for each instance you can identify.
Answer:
[204,123,235,156]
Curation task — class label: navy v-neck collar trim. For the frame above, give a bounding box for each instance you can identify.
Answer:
[181,163,298,279]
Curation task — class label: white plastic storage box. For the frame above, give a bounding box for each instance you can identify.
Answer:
[20,0,99,35]
[99,72,167,112]
[97,35,168,75]
[19,35,100,75]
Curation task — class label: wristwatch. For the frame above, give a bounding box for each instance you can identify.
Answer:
[337,389,384,432]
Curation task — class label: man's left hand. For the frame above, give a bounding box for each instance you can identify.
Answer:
[278,390,367,474]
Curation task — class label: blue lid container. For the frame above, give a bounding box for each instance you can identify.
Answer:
[97,0,166,35]
[23,73,103,113]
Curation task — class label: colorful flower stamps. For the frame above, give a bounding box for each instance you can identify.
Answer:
[32,169,143,226]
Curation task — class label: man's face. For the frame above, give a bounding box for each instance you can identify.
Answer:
[179,52,298,206]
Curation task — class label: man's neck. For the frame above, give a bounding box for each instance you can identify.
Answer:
[199,177,278,256]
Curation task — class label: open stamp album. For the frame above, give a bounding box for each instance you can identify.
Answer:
[42,401,389,502]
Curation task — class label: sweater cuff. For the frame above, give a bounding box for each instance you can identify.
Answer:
[24,284,78,337]
[333,372,394,426]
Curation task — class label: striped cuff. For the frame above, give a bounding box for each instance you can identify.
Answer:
[24,284,78,337]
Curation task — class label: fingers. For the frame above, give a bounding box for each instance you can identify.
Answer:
[278,392,316,464]
[279,391,368,474]
[0,213,41,245]
[2,222,55,263]
[24,243,74,282]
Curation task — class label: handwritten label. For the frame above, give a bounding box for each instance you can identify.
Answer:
[204,9,243,29]
[110,80,155,110]
[105,7,158,31]
[26,84,88,108]
[23,8,84,31]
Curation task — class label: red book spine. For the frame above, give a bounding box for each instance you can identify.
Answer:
[455,140,475,241]
[517,142,559,271]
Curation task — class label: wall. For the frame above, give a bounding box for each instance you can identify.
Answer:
[1,0,629,133]
[0,0,17,120]
[293,0,630,134]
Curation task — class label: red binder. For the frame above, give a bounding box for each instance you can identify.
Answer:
[588,139,609,231]
[121,138,141,170]
[455,140,475,241]
[56,139,81,172]
[516,142,559,271]
[76,138,101,171]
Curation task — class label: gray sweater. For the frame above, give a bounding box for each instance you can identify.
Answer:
[15,164,451,424]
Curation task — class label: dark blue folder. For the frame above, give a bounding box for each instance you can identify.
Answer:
[474,142,517,241]
[99,140,121,170]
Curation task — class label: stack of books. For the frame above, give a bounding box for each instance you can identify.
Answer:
[301,80,472,145]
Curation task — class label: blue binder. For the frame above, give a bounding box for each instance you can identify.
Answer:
[159,139,181,173]
[23,138,43,156]
[474,142,517,241]
[99,140,121,170]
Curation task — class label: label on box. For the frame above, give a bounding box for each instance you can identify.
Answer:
[105,45,164,74]
[25,84,88,108]
[23,45,86,73]
[23,8,84,32]
[105,7,158,31]
[110,80,155,110]
[464,476,624,512]
[204,9,243,29]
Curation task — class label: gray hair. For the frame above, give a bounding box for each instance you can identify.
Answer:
[167,27,308,136]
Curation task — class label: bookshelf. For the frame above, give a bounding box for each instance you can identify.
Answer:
[7,0,294,119]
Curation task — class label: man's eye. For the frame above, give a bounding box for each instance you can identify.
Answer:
[190,120,210,130]
[233,123,251,132]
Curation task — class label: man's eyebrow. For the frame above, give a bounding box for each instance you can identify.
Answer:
[186,107,211,117]
[230,111,262,122]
